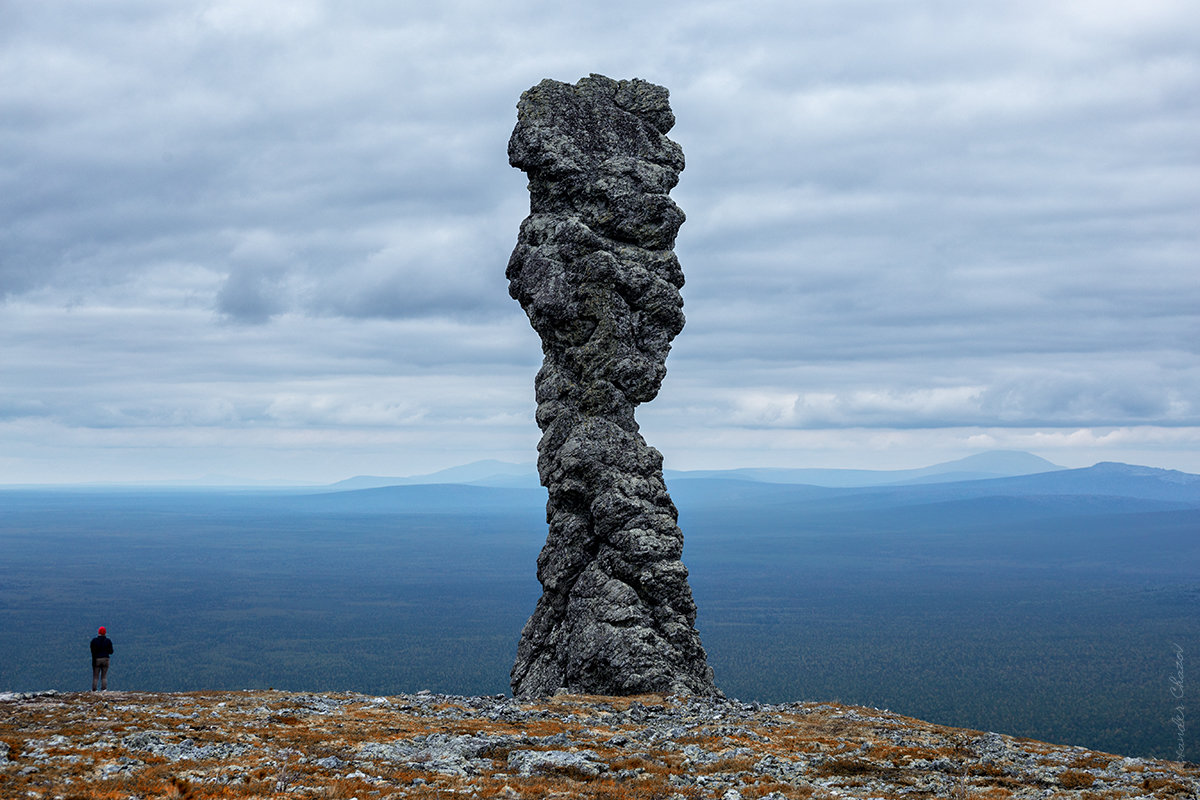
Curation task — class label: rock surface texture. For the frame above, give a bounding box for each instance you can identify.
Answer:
[505,74,717,698]
[4,690,1196,798]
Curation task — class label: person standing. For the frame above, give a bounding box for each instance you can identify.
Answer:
[91,626,114,691]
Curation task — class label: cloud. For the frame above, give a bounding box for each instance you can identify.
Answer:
[1,0,1198,480]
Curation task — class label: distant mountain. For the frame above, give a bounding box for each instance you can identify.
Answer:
[285,483,545,513]
[664,450,1063,488]
[316,453,1200,508]
[324,451,1062,492]
[296,459,1200,520]
[327,460,538,491]
[668,461,1200,520]
[889,450,1065,484]
[966,461,1200,501]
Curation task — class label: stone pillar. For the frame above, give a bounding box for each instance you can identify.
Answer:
[506,74,719,698]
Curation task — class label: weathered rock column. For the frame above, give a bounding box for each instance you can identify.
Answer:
[506,74,719,698]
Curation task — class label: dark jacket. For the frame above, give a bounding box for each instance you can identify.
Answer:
[90,635,114,663]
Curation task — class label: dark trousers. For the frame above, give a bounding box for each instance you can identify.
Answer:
[92,657,110,690]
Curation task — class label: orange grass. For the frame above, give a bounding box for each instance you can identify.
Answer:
[2,690,1197,800]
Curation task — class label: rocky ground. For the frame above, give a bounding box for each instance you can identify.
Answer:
[1,689,1196,799]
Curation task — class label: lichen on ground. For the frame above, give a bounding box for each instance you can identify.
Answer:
[2,689,1196,798]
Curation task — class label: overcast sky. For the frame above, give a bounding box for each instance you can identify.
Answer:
[2,0,1198,484]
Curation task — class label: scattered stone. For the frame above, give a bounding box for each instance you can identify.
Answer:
[120,731,251,762]
[507,748,606,777]
[1,689,1196,799]
[506,73,718,699]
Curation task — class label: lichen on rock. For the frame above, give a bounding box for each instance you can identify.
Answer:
[5,690,1195,798]
[506,74,719,698]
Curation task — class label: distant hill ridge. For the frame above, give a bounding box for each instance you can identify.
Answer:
[327,459,540,491]
[330,450,1064,491]
[665,450,1065,488]
[297,456,1200,519]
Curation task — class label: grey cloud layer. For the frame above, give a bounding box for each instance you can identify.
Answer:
[2,0,1198,479]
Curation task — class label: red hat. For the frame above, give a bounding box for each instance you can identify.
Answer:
[98,626,106,635]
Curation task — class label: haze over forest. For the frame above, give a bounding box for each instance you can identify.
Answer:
[4,452,1197,761]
